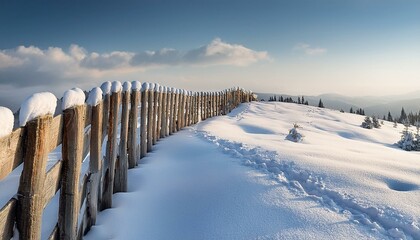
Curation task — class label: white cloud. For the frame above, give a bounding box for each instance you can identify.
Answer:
[0,38,268,88]
[131,38,269,67]
[294,43,327,56]
[0,39,268,110]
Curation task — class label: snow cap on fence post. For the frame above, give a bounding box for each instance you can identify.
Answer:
[62,87,85,110]
[87,87,103,107]
[0,106,14,137]
[132,81,141,91]
[100,81,112,95]
[148,83,155,91]
[158,85,164,92]
[19,92,57,127]
[154,83,160,92]
[123,81,132,92]
[111,81,122,93]
[141,82,149,92]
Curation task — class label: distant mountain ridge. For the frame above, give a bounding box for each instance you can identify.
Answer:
[256,91,420,118]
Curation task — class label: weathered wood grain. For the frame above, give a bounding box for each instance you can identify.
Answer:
[59,105,85,240]
[17,115,52,240]
[0,128,24,180]
[114,91,129,193]
[0,199,16,240]
[43,160,63,209]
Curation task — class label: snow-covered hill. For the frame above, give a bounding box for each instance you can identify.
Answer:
[199,101,420,239]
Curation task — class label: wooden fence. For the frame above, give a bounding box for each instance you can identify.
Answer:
[0,83,255,240]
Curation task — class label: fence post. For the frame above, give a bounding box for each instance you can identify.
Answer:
[102,89,121,209]
[115,87,129,193]
[128,88,140,168]
[153,85,160,144]
[178,90,183,130]
[156,86,165,140]
[16,115,51,240]
[185,92,190,127]
[160,87,168,138]
[173,90,179,133]
[140,84,148,158]
[166,88,172,136]
[147,84,154,152]
[101,94,110,141]
[59,104,85,240]
[86,101,102,231]
[169,89,175,134]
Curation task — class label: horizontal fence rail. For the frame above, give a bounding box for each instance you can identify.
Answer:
[0,83,255,240]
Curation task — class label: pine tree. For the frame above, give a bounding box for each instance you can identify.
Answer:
[362,116,373,129]
[398,120,415,151]
[350,107,354,114]
[372,116,381,128]
[298,97,301,104]
[387,111,393,122]
[280,96,283,102]
[399,107,407,123]
[318,99,324,108]
[274,95,277,101]
[301,96,305,104]
[304,101,309,105]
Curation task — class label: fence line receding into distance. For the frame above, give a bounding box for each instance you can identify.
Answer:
[0,82,255,240]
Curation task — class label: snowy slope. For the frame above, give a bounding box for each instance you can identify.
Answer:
[199,102,420,239]
[85,130,382,240]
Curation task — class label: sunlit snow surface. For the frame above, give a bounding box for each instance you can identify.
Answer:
[3,101,419,239]
[86,102,419,240]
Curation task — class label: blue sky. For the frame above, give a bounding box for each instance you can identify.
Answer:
[0,0,419,110]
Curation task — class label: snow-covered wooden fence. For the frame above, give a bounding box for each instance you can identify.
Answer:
[0,82,255,240]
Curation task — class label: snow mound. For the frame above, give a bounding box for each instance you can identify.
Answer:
[87,87,103,106]
[100,81,111,95]
[62,88,85,110]
[19,92,57,126]
[132,81,141,90]
[111,81,122,93]
[0,106,14,137]
[123,81,131,92]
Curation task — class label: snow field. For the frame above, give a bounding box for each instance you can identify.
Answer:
[198,102,420,239]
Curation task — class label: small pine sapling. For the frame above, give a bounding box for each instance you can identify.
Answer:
[398,120,415,151]
[372,116,381,128]
[286,123,304,142]
[361,116,373,129]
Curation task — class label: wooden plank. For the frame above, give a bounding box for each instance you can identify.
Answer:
[17,115,52,240]
[79,174,89,211]
[0,128,24,180]
[114,91,129,193]
[43,160,63,209]
[0,199,16,240]
[82,127,91,159]
[47,225,59,240]
[59,105,85,240]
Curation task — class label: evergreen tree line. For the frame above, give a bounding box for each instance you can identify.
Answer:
[382,107,420,125]
[267,95,309,105]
